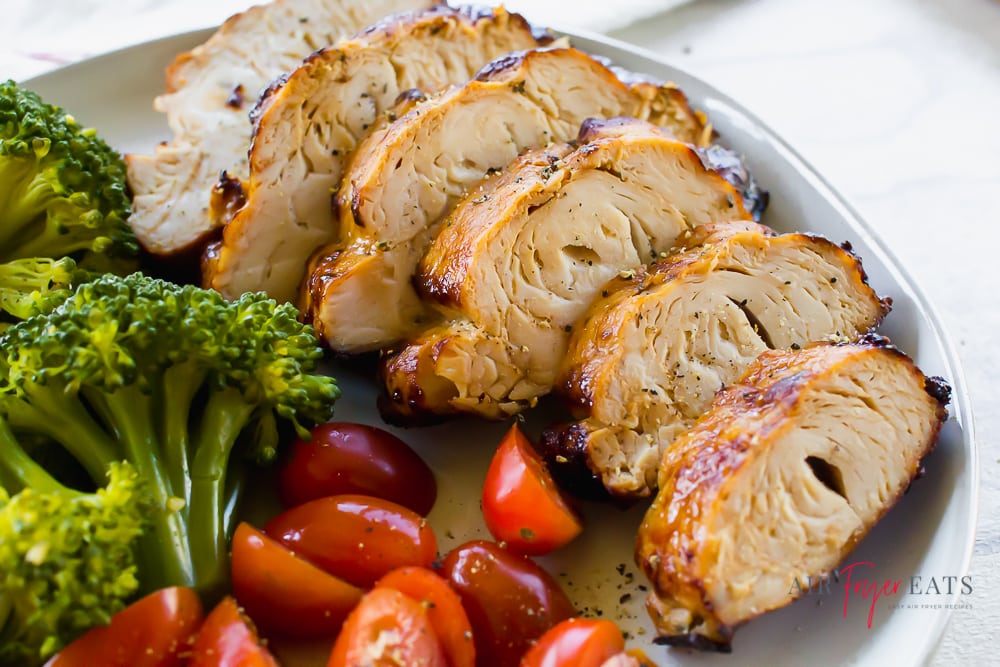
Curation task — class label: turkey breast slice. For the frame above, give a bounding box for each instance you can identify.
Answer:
[304,49,712,353]
[539,223,891,499]
[635,338,950,650]
[126,0,438,256]
[203,5,548,303]
[377,117,745,423]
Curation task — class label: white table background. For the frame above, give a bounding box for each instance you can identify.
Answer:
[3,0,997,665]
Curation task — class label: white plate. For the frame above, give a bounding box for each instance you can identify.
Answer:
[22,28,978,667]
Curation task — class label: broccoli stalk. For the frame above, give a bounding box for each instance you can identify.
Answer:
[0,80,136,268]
[0,415,148,665]
[0,273,340,602]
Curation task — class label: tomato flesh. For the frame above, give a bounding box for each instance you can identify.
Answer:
[376,567,475,667]
[440,540,576,667]
[188,597,278,667]
[481,424,582,556]
[328,587,447,667]
[519,618,625,667]
[278,422,437,515]
[230,522,364,639]
[265,494,438,588]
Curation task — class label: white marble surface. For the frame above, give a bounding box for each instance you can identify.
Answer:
[3,0,997,664]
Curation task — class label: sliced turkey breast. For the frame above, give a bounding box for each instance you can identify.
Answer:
[635,338,950,651]
[539,223,891,499]
[126,0,437,256]
[203,5,548,303]
[377,118,745,423]
[304,49,711,353]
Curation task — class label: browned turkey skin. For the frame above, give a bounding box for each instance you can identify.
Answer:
[204,5,549,304]
[635,339,949,650]
[540,222,890,499]
[305,48,710,354]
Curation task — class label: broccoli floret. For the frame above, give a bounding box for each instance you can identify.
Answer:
[0,81,136,268]
[0,273,340,602]
[0,257,78,330]
[0,412,148,664]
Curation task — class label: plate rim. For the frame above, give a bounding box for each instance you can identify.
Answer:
[20,24,980,665]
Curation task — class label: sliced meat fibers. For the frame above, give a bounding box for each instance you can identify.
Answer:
[305,49,711,353]
[635,339,949,650]
[541,223,890,499]
[378,118,747,423]
[204,5,547,303]
[127,0,435,256]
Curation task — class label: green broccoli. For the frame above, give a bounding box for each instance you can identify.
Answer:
[0,412,148,664]
[0,257,78,329]
[0,80,136,268]
[0,273,340,605]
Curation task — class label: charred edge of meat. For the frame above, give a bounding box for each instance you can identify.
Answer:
[302,247,348,328]
[395,87,429,106]
[696,145,769,221]
[210,171,247,228]
[577,116,640,143]
[358,4,452,37]
[474,48,538,81]
[652,633,734,654]
[376,351,453,427]
[250,69,295,129]
[925,376,952,406]
[537,424,618,502]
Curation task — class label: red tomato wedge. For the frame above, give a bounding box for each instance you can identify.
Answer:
[519,618,625,667]
[376,567,475,667]
[231,522,364,639]
[45,587,203,667]
[188,597,278,667]
[264,494,438,588]
[441,540,576,667]
[278,422,437,515]
[328,587,447,667]
[482,424,583,556]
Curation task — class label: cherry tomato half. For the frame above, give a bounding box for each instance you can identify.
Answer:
[519,618,625,667]
[188,597,278,667]
[231,522,364,639]
[46,587,203,667]
[482,424,582,556]
[278,422,437,515]
[376,567,475,667]
[440,540,576,667]
[328,587,447,667]
[264,494,438,589]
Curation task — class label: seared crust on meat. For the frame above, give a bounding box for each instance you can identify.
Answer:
[378,118,746,423]
[635,339,949,649]
[306,49,711,353]
[127,0,436,256]
[541,223,890,499]
[205,5,547,302]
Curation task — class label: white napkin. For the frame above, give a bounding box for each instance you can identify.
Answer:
[1,0,689,82]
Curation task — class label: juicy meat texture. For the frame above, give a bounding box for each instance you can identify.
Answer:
[635,339,949,650]
[204,5,547,303]
[378,118,746,423]
[304,48,711,353]
[126,0,437,256]
[540,223,891,499]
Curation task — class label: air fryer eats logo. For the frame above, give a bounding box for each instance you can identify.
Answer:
[788,561,973,628]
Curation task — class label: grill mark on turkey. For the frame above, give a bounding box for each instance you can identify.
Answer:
[727,296,775,350]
